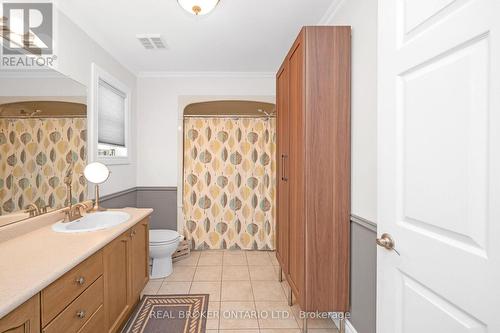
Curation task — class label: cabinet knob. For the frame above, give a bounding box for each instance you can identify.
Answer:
[76,310,86,319]
[130,230,137,237]
[75,276,85,285]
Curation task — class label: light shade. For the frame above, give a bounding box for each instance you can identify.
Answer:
[84,162,110,184]
[177,0,220,16]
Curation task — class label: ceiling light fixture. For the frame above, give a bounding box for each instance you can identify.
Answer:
[177,0,220,16]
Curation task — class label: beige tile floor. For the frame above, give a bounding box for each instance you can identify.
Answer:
[141,250,339,333]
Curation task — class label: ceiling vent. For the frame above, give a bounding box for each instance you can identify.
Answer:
[136,34,167,50]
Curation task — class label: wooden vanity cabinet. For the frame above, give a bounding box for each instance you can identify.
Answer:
[41,252,103,327]
[103,217,149,333]
[275,26,351,313]
[0,217,150,333]
[42,277,104,333]
[130,219,149,302]
[0,295,40,333]
[77,305,104,333]
[103,230,133,333]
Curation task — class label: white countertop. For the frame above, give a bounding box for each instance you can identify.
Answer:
[0,207,153,319]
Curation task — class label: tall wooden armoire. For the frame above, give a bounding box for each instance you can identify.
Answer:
[275,26,351,318]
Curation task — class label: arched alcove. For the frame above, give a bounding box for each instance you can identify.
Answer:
[181,99,277,250]
[184,100,275,117]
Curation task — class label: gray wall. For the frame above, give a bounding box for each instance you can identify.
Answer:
[100,188,137,208]
[101,187,177,230]
[350,216,377,333]
[136,187,177,230]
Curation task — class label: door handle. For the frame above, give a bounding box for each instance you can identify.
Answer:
[376,233,400,255]
[281,154,288,181]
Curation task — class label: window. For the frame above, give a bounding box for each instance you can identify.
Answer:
[91,64,130,164]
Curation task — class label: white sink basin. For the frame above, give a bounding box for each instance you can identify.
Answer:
[52,211,131,233]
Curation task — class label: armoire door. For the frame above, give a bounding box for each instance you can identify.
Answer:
[276,61,290,274]
[287,32,305,306]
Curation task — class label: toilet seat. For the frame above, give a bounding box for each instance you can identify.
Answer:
[149,229,180,245]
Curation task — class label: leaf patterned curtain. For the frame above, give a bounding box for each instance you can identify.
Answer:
[0,118,87,215]
[183,117,276,250]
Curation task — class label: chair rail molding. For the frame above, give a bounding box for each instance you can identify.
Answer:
[351,214,377,232]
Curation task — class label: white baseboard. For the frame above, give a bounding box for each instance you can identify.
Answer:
[331,317,358,333]
[346,320,358,333]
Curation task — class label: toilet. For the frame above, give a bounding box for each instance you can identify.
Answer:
[149,229,182,279]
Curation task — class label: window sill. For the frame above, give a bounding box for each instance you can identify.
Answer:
[97,156,131,166]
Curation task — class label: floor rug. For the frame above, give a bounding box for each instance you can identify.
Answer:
[122,294,209,333]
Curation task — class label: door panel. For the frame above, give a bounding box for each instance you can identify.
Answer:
[0,295,40,333]
[401,36,489,255]
[276,62,290,274]
[287,36,305,304]
[104,233,132,333]
[398,274,486,333]
[131,219,149,302]
[403,0,460,38]
[378,0,500,332]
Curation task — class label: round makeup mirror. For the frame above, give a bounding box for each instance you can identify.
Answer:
[84,162,110,184]
[84,162,110,211]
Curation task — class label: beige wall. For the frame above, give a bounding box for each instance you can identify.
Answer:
[136,75,275,187]
[54,8,138,197]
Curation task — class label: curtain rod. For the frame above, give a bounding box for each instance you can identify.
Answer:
[183,115,275,119]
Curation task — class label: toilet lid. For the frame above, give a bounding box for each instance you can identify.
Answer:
[149,229,180,244]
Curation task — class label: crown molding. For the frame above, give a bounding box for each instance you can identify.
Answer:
[137,71,275,79]
[318,0,346,25]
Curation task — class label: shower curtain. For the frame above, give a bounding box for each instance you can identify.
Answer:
[0,117,87,215]
[183,117,276,250]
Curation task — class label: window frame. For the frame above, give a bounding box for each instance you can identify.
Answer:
[90,63,131,165]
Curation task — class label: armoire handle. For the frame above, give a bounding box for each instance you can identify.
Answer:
[281,154,288,181]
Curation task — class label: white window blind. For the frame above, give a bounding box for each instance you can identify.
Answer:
[98,79,126,147]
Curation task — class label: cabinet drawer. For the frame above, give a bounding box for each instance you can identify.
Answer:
[41,251,103,326]
[77,305,104,333]
[42,276,103,333]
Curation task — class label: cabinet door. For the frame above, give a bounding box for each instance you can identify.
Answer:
[131,218,149,302]
[287,33,305,306]
[0,295,40,333]
[103,232,132,333]
[276,62,290,275]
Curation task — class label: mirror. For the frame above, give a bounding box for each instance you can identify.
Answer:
[0,68,87,227]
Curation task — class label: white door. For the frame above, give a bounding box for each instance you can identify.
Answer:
[377,0,500,332]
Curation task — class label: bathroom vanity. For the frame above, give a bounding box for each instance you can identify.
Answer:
[0,208,152,333]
